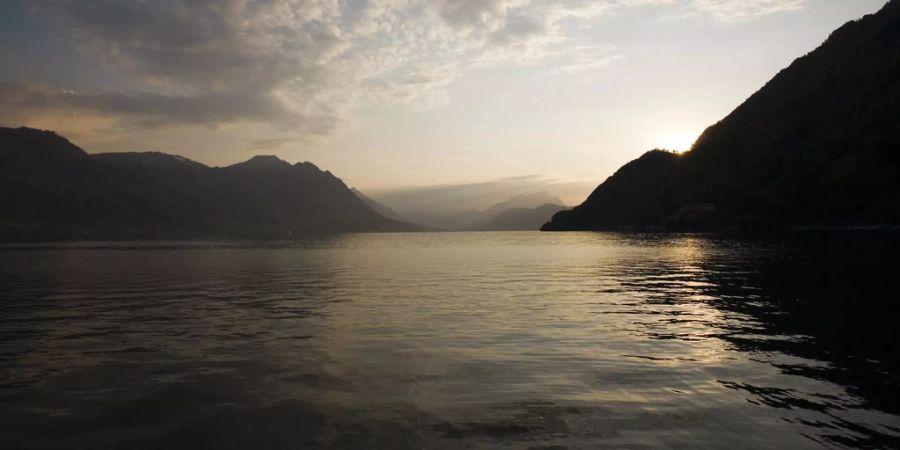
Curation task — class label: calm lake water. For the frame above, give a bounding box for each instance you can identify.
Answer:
[1,232,898,449]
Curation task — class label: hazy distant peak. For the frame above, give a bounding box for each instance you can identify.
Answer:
[351,187,406,222]
[483,191,565,216]
[479,202,567,231]
[506,191,564,204]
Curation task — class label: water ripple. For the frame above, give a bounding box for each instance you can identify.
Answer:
[1,232,898,449]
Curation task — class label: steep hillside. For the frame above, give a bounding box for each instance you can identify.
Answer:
[352,188,406,222]
[0,127,417,241]
[544,0,900,231]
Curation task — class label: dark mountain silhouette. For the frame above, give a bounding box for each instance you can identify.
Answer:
[0,127,418,241]
[92,151,208,171]
[351,188,406,222]
[544,0,900,232]
[479,203,566,231]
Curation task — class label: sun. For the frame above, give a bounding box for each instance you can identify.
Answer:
[657,130,699,153]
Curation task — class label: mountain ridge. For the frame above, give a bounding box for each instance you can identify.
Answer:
[0,127,419,241]
[543,0,900,232]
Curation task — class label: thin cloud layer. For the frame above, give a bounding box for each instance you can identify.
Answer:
[692,0,806,22]
[1,0,809,141]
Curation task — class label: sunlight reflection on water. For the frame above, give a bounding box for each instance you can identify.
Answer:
[1,232,898,449]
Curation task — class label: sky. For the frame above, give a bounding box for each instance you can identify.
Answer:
[0,0,889,203]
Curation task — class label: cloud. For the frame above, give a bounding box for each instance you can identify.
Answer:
[0,81,337,134]
[435,0,512,32]
[692,0,806,22]
[14,0,351,139]
[246,136,301,152]
[3,0,807,145]
[14,0,627,136]
[500,174,543,181]
[32,0,346,84]
[553,44,620,74]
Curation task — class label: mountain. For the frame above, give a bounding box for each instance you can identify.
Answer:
[0,127,418,241]
[543,0,900,232]
[367,180,589,228]
[92,151,208,171]
[382,191,566,230]
[479,203,567,231]
[351,188,406,222]
[481,192,564,217]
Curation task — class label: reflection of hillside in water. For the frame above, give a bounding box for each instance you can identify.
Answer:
[620,233,900,448]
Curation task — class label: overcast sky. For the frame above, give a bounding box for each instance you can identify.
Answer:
[0,0,888,197]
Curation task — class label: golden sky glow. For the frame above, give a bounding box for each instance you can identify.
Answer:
[0,0,889,199]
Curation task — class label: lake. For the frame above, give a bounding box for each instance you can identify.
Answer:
[1,232,898,449]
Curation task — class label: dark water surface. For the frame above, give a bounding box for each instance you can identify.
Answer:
[1,232,898,449]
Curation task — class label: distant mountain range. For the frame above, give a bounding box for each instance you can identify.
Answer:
[480,192,564,219]
[544,0,900,232]
[479,203,567,231]
[472,194,566,231]
[0,127,418,241]
[351,188,405,222]
[358,190,565,231]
